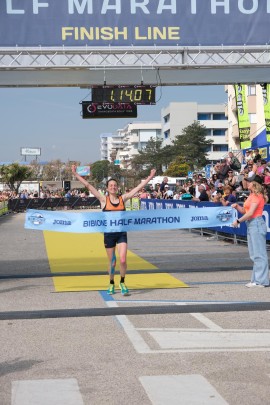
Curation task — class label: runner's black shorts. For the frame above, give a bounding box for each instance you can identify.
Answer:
[104,232,127,248]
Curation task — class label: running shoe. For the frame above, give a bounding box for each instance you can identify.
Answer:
[119,282,129,296]
[245,282,265,288]
[107,284,115,295]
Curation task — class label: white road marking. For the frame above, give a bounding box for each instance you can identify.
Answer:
[106,300,152,353]
[106,300,270,353]
[148,330,270,350]
[136,328,270,332]
[12,379,84,405]
[175,302,223,330]
[116,314,152,353]
[140,375,229,405]
[189,313,224,331]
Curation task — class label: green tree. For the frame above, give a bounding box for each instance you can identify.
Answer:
[62,160,81,181]
[121,167,138,190]
[131,137,167,177]
[0,163,33,193]
[160,144,175,169]
[42,160,64,181]
[172,122,213,170]
[29,160,42,179]
[90,160,110,184]
[108,162,122,181]
[165,157,190,177]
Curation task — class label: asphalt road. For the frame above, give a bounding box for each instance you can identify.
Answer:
[0,212,270,405]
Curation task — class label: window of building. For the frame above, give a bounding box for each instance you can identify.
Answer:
[213,129,226,136]
[140,142,147,150]
[139,130,157,142]
[198,113,211,120]
[205,129,212,136]
[248,85,256,96]
[164,114,170,123]
[156,129,162,139]
[164,131,170,139]
[204,145,212,152]
[212,113,226,120]
[213,144,229,152]
[249,113,257,124]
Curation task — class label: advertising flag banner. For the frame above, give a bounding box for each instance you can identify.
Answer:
[0,1,269,48]
[25,207,236,233]
[234,85,251,150]
[261,84,270,142]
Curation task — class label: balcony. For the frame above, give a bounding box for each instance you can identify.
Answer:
[231,97,237,112]
[225,129,228,142]
[232,124,239,138]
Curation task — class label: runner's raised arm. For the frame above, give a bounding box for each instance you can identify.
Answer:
[122,169,156,202]
[71,165,106,205]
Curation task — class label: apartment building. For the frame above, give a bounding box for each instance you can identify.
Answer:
[100,103,228,167]
[100,132,127,162]
[161,102,228,163]
[100,122,162,168]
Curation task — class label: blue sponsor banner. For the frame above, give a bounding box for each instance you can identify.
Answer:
[141,199,270,240]
[24,206,236,233]
[205,165,211,179]
[0,1,269,47]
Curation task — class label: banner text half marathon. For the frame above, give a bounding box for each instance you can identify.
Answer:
[25,207,237,233]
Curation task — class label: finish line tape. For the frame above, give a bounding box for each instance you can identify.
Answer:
[25,207,236,233]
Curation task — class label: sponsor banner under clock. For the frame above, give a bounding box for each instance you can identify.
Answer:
[82,102,137,119]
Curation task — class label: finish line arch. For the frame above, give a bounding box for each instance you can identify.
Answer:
[0,46,270,87]
[0,1,270,87]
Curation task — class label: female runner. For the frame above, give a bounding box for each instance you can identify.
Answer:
[72,165,156,295]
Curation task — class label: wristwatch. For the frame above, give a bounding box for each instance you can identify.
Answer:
[236,219,240,224]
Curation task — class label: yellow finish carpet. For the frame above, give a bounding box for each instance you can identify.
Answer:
[53,273,188,292]
[43,231,188,292]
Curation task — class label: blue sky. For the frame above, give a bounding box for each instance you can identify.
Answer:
[1,85,227,164]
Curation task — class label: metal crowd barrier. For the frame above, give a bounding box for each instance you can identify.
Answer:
[7,197,270,245]
[8,197,101,212]
[0,200,9,216]
[140,198,270,244]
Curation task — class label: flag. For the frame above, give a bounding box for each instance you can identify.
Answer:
[234,84,251,149]
[261,83,270,142]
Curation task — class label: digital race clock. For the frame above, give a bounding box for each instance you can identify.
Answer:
[92,85,156,105]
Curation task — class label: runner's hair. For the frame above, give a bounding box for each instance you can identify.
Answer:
[106,178,118,187]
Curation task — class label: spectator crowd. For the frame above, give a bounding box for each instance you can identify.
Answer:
[0,188,91,202]
[136,150,270,204]
[1,149,270,206]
